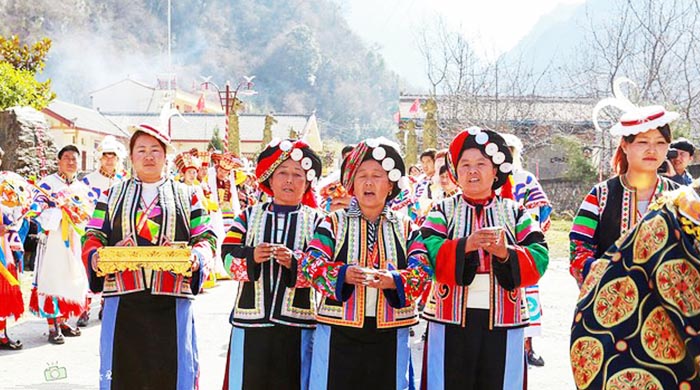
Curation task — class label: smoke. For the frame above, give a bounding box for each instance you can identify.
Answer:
[41,16,221,107]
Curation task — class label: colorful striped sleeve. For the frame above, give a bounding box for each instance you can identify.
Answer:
[491,204,548,290]
[221,208,257,282]
[287,211,326,289]
[420,202,449,269]
[302,213,351,301]
[515,206,548,284]
[385,221,434,308]
[82,190,112,293]
[420,201,474,286]
[569,185,600,286]
[519,173,553,233]
[188,188,216,287]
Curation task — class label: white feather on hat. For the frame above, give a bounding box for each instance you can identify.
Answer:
[593,77,679,137]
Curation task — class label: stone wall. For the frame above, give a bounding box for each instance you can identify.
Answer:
[0,106,57,176]
[539,177,597,216]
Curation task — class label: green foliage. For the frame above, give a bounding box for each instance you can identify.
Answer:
[0,35,52,72]
[209,126,224,151]
[0,62,54,110]
[260,25,322,89]
[0,1,399,144]
[672,121,691,140]
[553,135,598,181]
[0,34,54,110]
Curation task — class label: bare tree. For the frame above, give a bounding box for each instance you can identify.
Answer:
[567,0,700,123]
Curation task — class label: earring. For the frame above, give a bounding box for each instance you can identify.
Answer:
[494,177,497,182]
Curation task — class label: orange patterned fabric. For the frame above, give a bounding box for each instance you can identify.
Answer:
[570,188,700,389]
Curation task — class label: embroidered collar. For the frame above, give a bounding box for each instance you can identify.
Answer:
[269,202,302,214]
[99,167,116,179]
[444,188,461,198]
[462,192,496,207]
[619,174,662,194]
[133,177,167,188]
[57,171,76,184]
[346,198,397,222]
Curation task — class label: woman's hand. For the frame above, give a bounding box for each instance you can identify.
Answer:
[91,251,100,272]
[465,227,503,253]
[115,237,135,247]
[190,252,200,272]
[329,195,352,212]
[365,269,397,290]
[272,245,294,269]
[344,265,368,285]
[253,243,274,264]
[482,229,509,260]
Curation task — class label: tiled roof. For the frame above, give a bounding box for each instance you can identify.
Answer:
[398,94,595,123]
[103,113,314,142]
[43,100,129,137]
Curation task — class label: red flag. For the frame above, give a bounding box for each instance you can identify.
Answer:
[408,98,420,114]
[196,93,205,112]
[393,111,400,124]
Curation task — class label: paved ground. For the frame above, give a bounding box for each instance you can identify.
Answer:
[0,257,578,389]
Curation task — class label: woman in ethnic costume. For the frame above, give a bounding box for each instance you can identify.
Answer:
[174,151,202,187]
[569,78,680,287]
[303,137,433,390]
[81,136,127,325]
[0,157,30,350]
[0,204,25,350]
[221,138,323,390]
[82,124,217,390]
[570,185,700,389]
[420,127,549,390]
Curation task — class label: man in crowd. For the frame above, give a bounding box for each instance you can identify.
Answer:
[419,149,437,185]
[30,145,91,344]
[669,138,695,185]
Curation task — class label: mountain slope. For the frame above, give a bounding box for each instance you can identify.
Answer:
[0,0,399,142]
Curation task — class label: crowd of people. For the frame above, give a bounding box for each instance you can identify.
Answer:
[0,76,699,389]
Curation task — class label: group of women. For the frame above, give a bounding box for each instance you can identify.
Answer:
[77,75,699,390]
[218,129,548,390]
[82,116,549,389]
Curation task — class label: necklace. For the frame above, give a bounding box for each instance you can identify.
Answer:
[99,167,116,178]
[58,171,75,184]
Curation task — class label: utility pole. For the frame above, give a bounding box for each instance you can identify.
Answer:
[202,78,257,156]
[167,0,172,91]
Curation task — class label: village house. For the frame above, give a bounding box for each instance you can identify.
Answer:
[38,77,323,171]
[42,100,129,171]
[90,77,224,114]
[103,112,322,158]
[398,94,599,180]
